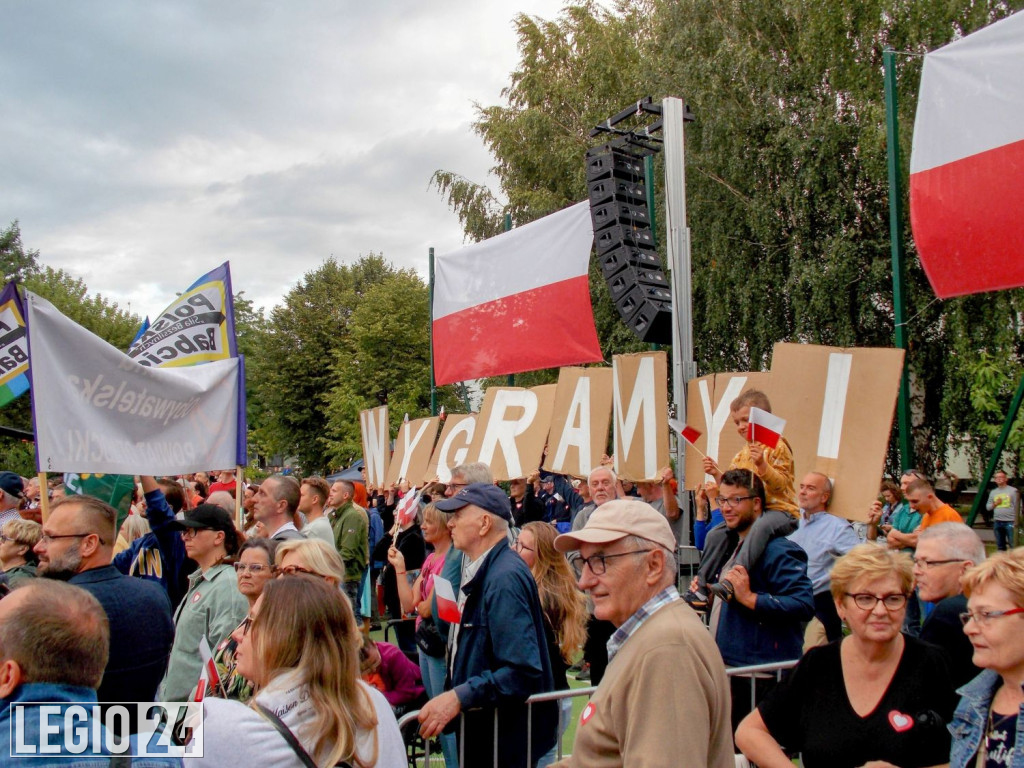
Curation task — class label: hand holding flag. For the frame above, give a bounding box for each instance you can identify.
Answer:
[433,576,461,624]
[194,634,223,702]
[746,407,786,449]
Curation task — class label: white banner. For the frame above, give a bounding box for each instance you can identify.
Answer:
[27,292,241,475]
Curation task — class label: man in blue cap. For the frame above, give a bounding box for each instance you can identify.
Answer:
[417,482,556,768]
[0,471,25,527]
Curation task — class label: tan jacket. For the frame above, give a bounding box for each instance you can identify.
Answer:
[555,599,733,768]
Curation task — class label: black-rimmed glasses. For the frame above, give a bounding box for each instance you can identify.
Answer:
[578,550,652,576]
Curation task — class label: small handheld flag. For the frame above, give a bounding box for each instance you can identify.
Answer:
[395,488,421,528]
[669,418,706,459]
[194,635,222,702]
[433,576,461,623]
[747,407,786,449]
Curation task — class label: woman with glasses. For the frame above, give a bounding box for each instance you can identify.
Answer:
[514,521,587,768]
[200,537,278,702]
[950,549,1024,767]
[191,576,405,767]
[0,519,41,588]
[736,544,957,768]
[387,502,456,766]
[275,538,346,585]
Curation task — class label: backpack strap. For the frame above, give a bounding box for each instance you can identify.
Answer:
[252,704,354,768]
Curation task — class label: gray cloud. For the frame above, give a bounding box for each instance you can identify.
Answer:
[0,0,565,315]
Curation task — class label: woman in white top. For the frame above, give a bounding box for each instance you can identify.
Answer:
[190,575,405,767]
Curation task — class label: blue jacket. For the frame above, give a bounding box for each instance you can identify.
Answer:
[1,682,181,766]
[449,539,556,767]
[950,669,1024,767]
[69,564,175,704]
[112,488,196,608]
[715,537,815,667]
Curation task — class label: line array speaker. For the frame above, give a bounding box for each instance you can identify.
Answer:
[586,142,672,344]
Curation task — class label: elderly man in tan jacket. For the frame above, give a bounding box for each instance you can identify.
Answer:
[553,499,733,768]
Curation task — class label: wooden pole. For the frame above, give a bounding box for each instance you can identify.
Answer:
[37,472,50,523]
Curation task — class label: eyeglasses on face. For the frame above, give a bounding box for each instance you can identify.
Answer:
[578,550,652,576]
[715,495,756,508]
[0,534,26,545]
[912,558,965,570]
[241,615,254,636]
[233,562,272,574]
[39,532,96,544]
[959,607,1024,627]
[513,539,534,553]
[276,564,319,578]
[844,593,908,611]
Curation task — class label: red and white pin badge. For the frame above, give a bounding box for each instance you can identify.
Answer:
[191,592,202,604]
[888,710,913,733]
[580,702,595,726]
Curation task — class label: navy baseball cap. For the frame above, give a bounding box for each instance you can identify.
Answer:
[436,482,512,522]
[0,472,23,498]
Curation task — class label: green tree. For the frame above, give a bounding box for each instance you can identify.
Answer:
[435,0,1024,475]
[323,270,463,467]
[0,221,40,284]
[252,255,396,474]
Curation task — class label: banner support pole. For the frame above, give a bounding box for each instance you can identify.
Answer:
[884,48,915,472]
[429,247,437,417]
[38,472,50,523]
[663,96,695,543]
[235,465,244,529]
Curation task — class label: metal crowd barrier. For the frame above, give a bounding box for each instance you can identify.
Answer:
[395,659,798,767]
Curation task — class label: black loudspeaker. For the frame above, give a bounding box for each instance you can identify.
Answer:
[586,142,672,344]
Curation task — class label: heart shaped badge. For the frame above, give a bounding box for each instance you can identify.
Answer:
[580,702,595,726]
[888,710,913,733]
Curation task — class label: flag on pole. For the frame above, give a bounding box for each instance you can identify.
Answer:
[129,262,238,367]
[130,316,151,347]
[0,282,30,408]
[910,11,1024,298]
[746,407,786,449]
[395,488,421,527]
[194,635,221,702]
[433,576,461,624]
[669,418,702,446]
[432,202,603,386]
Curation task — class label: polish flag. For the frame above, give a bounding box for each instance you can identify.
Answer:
[746,407,786,449]
[910,11,1024,298]
[395,488,421,526]
[433,576,461,624]
[669,418,702,446]
[432,202,603,386]
[194,635,220,702]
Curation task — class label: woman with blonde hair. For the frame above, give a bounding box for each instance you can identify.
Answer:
[192,576,404,767]
[275,537,346,586]
[0,518,41,588]
[514,521,587,768]
[737,543,957,768]
[950,548,1024,767]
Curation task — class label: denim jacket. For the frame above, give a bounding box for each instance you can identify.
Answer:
[949,669,1024,767]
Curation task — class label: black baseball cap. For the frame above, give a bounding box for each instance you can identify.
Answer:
[0,471,24,498]
[436,483,512,522]
[170,504,236,534]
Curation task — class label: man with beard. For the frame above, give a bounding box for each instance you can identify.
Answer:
[35,495,174,704]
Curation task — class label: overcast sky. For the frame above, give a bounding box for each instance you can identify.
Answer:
[1,0,568,316]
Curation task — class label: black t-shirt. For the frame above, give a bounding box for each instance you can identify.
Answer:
[984,711,1017,767]
[921,593,981,689]
[758,635,958,768]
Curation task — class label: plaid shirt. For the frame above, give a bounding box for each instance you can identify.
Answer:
[606,586,681,663]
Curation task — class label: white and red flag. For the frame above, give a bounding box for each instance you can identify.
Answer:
[910,11,1024,298]
[433,576,461,624]
[669,418,702,446]
[395,488,421,527]
[432,202,603,386]
[746,407,786,450]
[194,635,220,702]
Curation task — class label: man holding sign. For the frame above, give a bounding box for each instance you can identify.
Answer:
[418,483,556,768]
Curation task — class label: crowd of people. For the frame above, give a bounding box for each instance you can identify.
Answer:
[1,390,1023,767]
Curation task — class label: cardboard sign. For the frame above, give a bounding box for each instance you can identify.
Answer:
[543,367,614,479]
[683,372,775,490]
[468,385,557,481]
[768,343,905,523]
[612,352,670,482]
[385,417,440,487]
[422,414,476,484]
[359,406,390,487]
